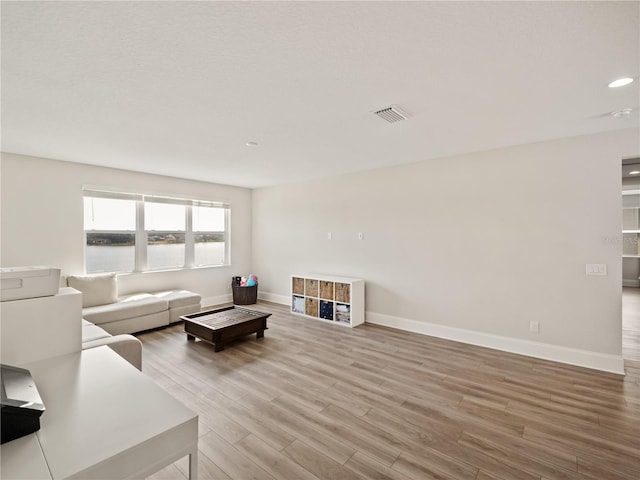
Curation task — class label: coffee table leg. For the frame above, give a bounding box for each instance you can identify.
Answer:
[214,343,225,352]
[187,334,195,341]
[257,330,264,339]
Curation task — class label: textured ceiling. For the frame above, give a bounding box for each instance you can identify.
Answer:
[2,1,639,188]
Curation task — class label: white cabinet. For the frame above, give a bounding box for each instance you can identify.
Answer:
[291,274,364,327]
[623,190,640,287]
[0,287,82,366]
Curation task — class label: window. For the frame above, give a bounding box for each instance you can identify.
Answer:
[84,196,136,273]
[84,190,229,273]
[145,201,186,271]
[193,204,227,266]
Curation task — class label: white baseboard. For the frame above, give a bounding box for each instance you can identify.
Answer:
[244,292,625,375]
[365,311,625,375]
[201,294,232,307]
[623,279,640,287]
[258,291,290,305]
[202,292,289,308]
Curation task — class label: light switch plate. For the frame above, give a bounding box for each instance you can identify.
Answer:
[585,264,607,276]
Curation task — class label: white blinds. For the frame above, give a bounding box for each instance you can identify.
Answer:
[83,189,230,209]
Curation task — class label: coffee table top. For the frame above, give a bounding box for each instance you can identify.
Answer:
[181,306,271,331]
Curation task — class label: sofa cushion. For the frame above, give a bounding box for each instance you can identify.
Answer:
[82,335,143,371]
[82,293,168,325]
[98,311,169,336]
[153,290,201,308]
[68,273,117,308]
[82,323,112,343]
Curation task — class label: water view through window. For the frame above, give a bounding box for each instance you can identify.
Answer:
[86,243,225,273]
[84,192,229,273]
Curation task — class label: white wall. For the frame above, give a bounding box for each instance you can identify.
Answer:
[3,129,638,373]
[0,153,252,304]
[252,128,639,373]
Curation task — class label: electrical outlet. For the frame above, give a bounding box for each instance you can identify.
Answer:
[529,321,540,333]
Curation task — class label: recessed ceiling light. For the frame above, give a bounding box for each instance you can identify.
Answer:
[246,141,258,147]
[611,108,632,118]
[608,77,634,88]
[630,171,640,175]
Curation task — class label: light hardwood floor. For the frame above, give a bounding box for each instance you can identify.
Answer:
[143,300,640,480]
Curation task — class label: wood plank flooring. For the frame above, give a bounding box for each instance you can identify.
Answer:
[142,301,640,480]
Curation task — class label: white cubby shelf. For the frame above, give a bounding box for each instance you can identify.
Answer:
[291,274,365,327]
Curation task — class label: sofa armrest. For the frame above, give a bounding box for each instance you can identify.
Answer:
[82,334,143,371]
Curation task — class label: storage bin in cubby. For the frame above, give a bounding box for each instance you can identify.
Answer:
[319,300,334,320]
[319,281,334,300]
[292,295,304,314]
[305,297,319,317]
[305,279,319,297]
[292,277,305,296]
[335,283,350,303]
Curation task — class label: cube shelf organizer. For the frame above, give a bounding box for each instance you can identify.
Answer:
[291,274,364,327]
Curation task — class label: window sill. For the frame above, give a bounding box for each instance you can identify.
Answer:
[115,264,231,276]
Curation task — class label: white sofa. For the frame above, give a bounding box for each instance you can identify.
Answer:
[82,320,143,370]
[67,273,202,335]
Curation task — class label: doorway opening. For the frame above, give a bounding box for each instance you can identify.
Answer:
[622,157,640,362]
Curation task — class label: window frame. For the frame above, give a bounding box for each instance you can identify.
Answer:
[83,189,230,273]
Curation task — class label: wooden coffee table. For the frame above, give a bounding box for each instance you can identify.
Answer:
[181,306,270,351]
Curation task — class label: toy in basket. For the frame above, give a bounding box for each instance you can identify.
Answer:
[231,274,258,304]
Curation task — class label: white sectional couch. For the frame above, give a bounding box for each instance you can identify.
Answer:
[67,273,201,336]
[82,319,143,370]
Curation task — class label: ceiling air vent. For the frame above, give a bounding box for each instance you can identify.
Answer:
[373,105,409,123]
